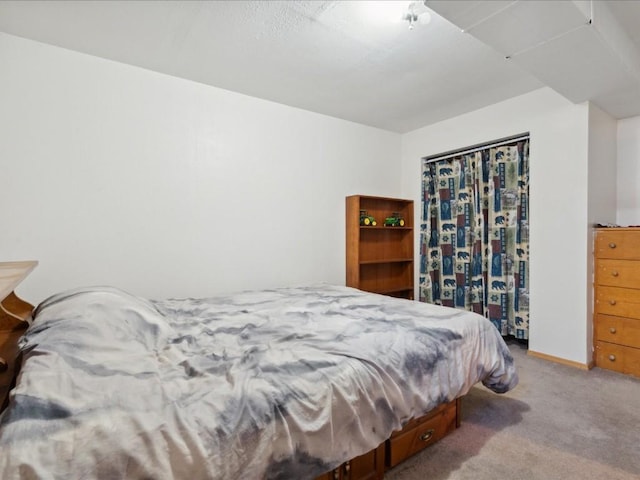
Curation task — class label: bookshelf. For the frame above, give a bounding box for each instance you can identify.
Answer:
[346,195,414,299]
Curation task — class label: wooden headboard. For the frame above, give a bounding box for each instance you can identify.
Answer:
[0,261,38,412]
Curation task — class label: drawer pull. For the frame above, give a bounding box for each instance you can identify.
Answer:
[609,299,617,306]
[609,243,616,249]
[608,354,616,362]
[420,429,435,443]
[333,469,339,480]
[343,461,350,474]
[609,327,617,334]
[611,271,619,277]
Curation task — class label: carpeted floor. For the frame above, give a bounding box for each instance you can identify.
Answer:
[385,340,640,480]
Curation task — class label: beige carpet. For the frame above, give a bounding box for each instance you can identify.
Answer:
[385,340,640,480]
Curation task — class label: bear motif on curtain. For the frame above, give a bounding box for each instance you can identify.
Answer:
[420,138,530,340]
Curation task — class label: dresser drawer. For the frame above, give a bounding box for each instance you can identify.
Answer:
[596,259,640,289]
[595,230,640,260]
[595,286,640,320]
[594,314,640,348]
[386,400,457,469]
[595,341,640,376]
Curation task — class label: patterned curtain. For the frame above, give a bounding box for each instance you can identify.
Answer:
[419,139,530,339]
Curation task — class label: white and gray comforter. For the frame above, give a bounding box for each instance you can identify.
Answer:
[0,284,518,479]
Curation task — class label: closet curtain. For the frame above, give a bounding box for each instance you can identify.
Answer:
[419,138,530,339]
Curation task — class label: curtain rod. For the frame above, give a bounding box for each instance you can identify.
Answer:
[422,132,530,164]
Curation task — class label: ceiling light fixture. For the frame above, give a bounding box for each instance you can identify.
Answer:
[359,1,431,29]
[403,1,432,30]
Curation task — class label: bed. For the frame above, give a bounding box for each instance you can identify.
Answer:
[0,269,517,479]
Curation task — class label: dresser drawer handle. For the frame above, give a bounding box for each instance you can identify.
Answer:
[343,461,350,474]
[609,299,617,306]
[420,429,435,443]
[608,354,616,362]
[611,271,619,277]
[333,469,339,480]
[609,243,617,249]
[609,327,617,334]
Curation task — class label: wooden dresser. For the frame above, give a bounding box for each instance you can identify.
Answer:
[594,228,640,377]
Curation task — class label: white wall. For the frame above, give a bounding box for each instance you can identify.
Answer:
[401,88,594,365]
[586,104,617,361]
[1,31,626,367]
[0,33,401,303]
[617,115,640,225]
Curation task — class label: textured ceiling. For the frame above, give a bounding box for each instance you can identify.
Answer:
[0,1,638,133]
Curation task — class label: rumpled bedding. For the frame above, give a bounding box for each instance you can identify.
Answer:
[0,284,518,479]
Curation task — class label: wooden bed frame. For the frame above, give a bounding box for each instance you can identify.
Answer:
[0,298,35,412]
[0,263,462,479]
[0,261,38,412]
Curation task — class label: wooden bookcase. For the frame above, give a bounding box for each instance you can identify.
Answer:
[346,195,414,300]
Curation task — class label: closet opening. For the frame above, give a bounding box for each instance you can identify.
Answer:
[419,133,530,344]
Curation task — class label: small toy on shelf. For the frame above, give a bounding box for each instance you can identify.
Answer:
[384,212,405,227]
[360,210,377,226]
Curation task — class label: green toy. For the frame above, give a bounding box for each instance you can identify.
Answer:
[359,210,377,226]
[384,212,405,227]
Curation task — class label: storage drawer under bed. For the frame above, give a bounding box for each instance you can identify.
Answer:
[385,399,459,469]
